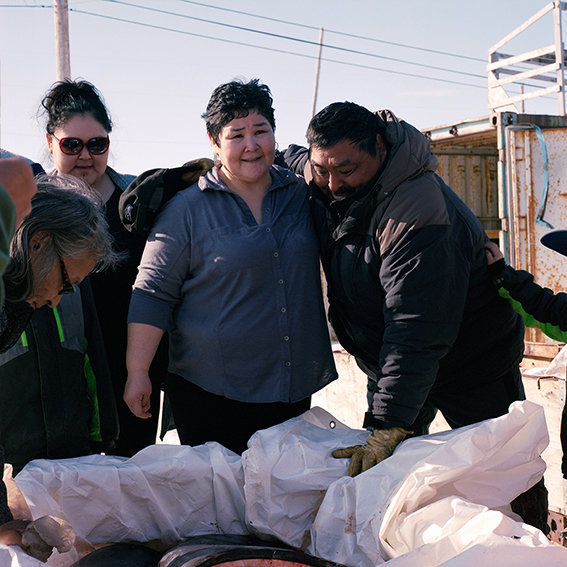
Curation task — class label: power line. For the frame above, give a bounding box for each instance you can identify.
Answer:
[100,0,487,80]
[0,2,553,97]
[97,0,554,94]
[175,0,487,64]
[69,6,488,90]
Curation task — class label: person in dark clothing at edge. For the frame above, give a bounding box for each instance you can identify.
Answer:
[0,158,37,547]
[486,234,567,481]
[0,169,102,560]
[277,101,549,535]
[0,176,121,476]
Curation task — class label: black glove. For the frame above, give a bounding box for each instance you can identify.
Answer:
[486,257,506,287]
[119,158,214,234]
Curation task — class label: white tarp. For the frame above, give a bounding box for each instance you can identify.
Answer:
[2,400,566,566]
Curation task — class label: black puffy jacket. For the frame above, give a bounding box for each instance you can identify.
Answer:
[281,110,524,430]
[0,279,118,474]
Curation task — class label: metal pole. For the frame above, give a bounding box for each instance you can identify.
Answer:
[54,0,71,81]
[553,0,565,115]
[311,27,324,118]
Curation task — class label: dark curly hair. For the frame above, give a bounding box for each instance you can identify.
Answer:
[40,79,112,134]
[203,79,275,144]
[306,101,385,157]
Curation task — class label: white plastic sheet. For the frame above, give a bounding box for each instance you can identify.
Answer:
[243,406,367,547]
[4,401,566,567]
[309,401,557,565]
[14,442,246,566]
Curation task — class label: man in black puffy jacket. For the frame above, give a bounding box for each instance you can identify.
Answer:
[279,102,548,534]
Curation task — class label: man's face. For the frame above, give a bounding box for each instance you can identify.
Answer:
[309,136,386,201]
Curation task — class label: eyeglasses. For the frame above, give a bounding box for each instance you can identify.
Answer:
[51,134,110,156]
[58,257,75,295]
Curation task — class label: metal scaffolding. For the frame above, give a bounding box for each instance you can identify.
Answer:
[488,1,567,116]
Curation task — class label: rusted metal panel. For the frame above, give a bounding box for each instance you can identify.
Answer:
[506,126,567,301]
[523,341,565,364]
[430,133,501,234]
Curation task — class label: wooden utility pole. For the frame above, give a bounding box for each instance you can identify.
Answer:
[54,0,71,81]
[311,28,324,118]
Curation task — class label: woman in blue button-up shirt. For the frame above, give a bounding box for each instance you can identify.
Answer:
[124,79,337,454]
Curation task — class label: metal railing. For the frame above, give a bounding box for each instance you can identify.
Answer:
[488,1,567,115]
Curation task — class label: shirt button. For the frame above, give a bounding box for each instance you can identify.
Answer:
[266,228,271,233]
[273,252,279,258]
[278,279,284,284]
[281,307,286,313]
[283,335,289,341]
[285,361,291,367]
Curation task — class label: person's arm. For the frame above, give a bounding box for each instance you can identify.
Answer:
[0,520,29,547]
[333,182,471,476]
[0,158,37,226]
[125,189,192,418]
[124,322,164,418]
[0,444,29,546]
[486,241,567,342]
[369,203,469,430]
[274,144,310,178]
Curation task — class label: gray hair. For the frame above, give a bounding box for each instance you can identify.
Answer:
[5,174,121,302]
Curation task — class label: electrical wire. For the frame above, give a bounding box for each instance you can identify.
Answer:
[175,0,487,63]
[0,1,557,97]
[100,0,487,79]
[68,6,487,90]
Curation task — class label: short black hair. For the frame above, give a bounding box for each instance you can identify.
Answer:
[41,79,112,134]
[306,101,384,156]
[203,79,275,144]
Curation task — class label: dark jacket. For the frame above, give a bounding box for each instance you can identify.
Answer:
[489,259,567,478]
[281,110,524,430]
[0,279,118,474]
[88,167,171,455]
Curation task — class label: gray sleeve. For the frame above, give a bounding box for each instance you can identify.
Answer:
[128,194,191,329]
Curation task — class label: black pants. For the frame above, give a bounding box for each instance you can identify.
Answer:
[167,374,311,455]
[409,365,526,435]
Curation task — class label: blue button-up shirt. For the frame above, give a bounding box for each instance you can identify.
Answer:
[128,165,337,403]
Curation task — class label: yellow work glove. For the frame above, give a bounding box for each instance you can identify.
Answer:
[332,427,411,477]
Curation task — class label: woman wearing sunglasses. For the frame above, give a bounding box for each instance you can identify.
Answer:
[37,80,170,458]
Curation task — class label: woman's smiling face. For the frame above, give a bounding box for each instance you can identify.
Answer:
[210,110,275,189]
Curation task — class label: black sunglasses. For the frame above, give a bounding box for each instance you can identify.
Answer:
[58,257,75,295]
[52,134,110,156]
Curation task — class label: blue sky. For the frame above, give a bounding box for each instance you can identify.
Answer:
[0,0,561,175]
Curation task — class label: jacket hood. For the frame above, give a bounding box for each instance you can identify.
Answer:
[373,110,438,200]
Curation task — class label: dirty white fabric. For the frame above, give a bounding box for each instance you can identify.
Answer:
[3,401,566,567]
[243,406,367,546]
[309,401,559,565]
[14,442,246,564]
[522,343,567,380]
